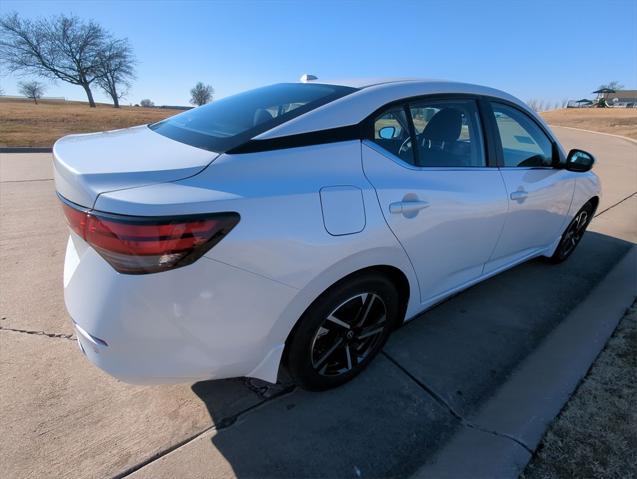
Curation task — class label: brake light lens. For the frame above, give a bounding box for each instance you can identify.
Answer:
[60,199,239,274]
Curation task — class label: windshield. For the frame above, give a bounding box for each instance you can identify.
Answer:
[149,83,357,152]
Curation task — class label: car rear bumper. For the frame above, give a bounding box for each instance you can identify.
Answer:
[64,233,298,384]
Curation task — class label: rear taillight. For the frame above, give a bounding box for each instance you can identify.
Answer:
[60,198,239,274]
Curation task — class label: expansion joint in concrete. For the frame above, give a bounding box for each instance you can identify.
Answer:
[381,351,533,454]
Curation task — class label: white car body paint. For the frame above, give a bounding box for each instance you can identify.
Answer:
[484,168,576,274]
[53,125,217,207]
[64,231,298,383]
[362,140,509,302]
[55,79,600,384]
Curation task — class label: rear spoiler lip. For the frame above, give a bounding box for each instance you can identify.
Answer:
[56,192,91,213]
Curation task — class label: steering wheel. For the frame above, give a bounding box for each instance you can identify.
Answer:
[398,137,413,156]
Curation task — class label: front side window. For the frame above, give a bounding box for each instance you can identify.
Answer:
[490,102,553,167]
[150,83,357,152]
[409,99,485,167]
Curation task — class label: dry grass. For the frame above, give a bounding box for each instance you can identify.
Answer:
[2,98,637,147]
[0,98,181,147]
[541,108,637,140]
[522,302,637,479]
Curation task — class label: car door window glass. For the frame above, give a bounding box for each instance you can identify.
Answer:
[371,107,416,166]
[409,99,485,167]
[490,102,553,167]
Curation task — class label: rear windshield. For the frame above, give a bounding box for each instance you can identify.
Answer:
[149,83,357,152]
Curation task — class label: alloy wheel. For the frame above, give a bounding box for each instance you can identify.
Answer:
[310,293,388,377]
[559,209,590,258]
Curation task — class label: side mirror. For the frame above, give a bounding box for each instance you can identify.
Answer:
[378,126,396,139]
[565,149,595,172]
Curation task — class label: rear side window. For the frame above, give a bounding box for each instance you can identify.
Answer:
[490,102,553,167]
[372,107,415,165]
[150,83,357,153]
[370,98,485,168]
[409,99,485,167]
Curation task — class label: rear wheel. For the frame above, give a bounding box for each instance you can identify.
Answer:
[549,202,594,263]
[286,274,400,391]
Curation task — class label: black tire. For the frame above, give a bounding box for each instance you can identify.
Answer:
[286,273,401,391]
[549,201,594,263]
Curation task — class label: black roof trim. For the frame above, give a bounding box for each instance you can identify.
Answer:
[227,124,362,154]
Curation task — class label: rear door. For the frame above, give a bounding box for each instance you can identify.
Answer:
[362,97,508,305]
[484,102,575,273]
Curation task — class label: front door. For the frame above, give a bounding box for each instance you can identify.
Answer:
[362,98,508,305]
[485,102,575,273]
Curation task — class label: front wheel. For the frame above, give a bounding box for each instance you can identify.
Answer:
[549,202,594,263]
[286,274,401,391]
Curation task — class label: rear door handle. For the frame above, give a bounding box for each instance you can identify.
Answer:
[389,200,430,215]
[510,190,528,202]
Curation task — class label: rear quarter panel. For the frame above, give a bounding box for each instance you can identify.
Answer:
[94,140,421,349]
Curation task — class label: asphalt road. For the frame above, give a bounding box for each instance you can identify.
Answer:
[0,127,635,478]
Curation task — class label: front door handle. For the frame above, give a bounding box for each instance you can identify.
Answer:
[389,200,430,215]
[510,190,528,202]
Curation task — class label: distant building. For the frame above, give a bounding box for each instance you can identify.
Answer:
[603,90,637,107]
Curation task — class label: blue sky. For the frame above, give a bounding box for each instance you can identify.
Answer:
[1,0,636,106]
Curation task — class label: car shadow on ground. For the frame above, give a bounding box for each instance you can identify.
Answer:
[190,231,634,478]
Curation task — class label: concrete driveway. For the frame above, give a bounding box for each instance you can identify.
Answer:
[0,127,635,478]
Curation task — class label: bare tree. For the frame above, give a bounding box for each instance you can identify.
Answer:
[190,82,214,106]
[561,98,569,108]
[18,80,45,103]
[597,81,624,91]
[0,85,4,95]
[140,98,154,108]
[0,13,107,107]
[526,99,540,112]
[96,37,135,108]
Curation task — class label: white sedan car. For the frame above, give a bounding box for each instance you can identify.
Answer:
[55,78,599,390]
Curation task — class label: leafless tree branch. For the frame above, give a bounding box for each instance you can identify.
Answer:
[190,82,214,106]
[18,79,45,103]
[0,13,135,108]
[95,38,135,108]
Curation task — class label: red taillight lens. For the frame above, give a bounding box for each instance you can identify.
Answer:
[61,199,239,274]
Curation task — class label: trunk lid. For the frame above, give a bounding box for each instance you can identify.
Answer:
[53,125,217,207]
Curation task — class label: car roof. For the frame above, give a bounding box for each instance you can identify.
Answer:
[256,79,549,140]
[305,77,425,88]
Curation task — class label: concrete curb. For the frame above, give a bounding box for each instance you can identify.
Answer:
[415,246,637,479]
[0,147,53,153]
[550,125,637,145]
